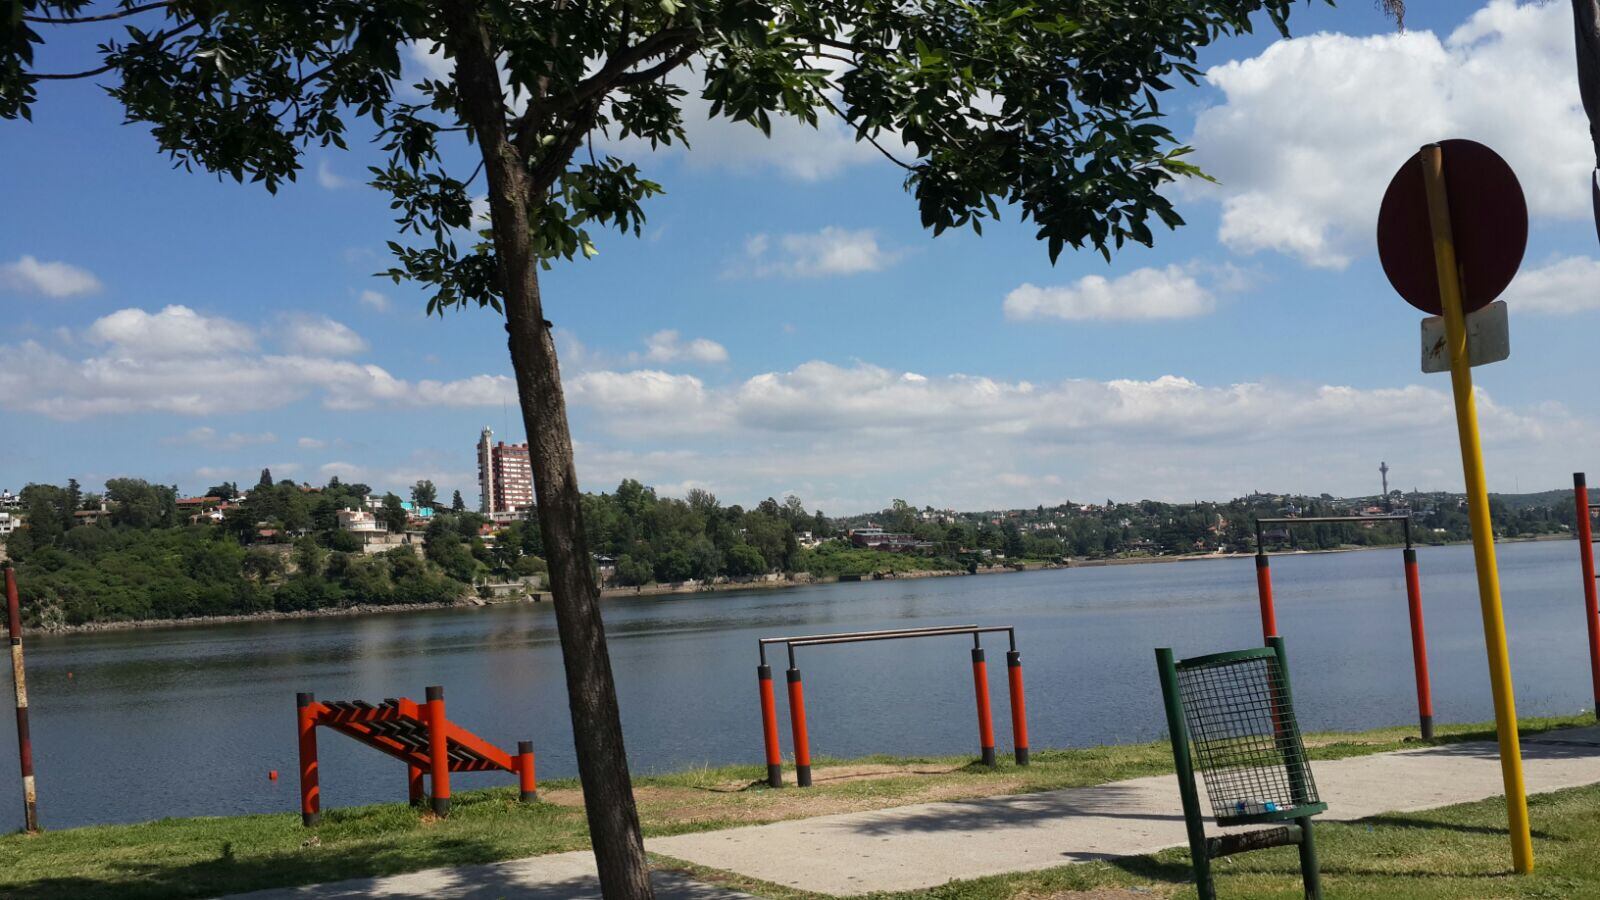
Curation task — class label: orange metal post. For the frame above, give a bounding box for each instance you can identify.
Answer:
[425,685,450,816]
[296,692,321,826]
[971,647,996,766]
[408,764,425,806]
[1577,474,1600,718]
[758,664,783,787]
[1404,548,1436,739]
[517,740,538,802]
[1255,552,1278,641]
[5,566,37,833]
[786,667,812,787]
[1006,650,1030,766]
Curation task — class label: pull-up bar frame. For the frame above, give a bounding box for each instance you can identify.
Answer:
[755,625,1028,787]
[1253,515,1433,739]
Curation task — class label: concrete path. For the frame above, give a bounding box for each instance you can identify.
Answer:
[225,727,1600,899]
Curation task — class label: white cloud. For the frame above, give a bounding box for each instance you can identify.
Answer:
[357,289,392,313]
[1004,265,1215,322]
[0,305,517,419]
[193,463,301,483]
[568,370,714,422]
[1189,0,1591,268]
[317,460,476,498]
[316,160,351,190]
[2,255,103,299]
[561,359,1590,511]
[731,227,903,278]
[298,437,327,449]
[638,329,729,364]
[166,427,278,451]
[1501,255,1600,314]
[87,305,255,356]
[281,315,369,357]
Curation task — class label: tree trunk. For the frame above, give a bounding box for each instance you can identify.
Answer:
[439,2,654,897]
[1576,0,1600,166]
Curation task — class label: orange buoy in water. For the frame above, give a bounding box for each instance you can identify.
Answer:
[269,770,279,781]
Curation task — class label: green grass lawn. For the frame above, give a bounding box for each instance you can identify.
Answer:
[0,714,1588,899]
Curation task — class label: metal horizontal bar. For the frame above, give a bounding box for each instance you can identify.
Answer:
[759,624,979,646]
[1257,516,1410,525]
[1206,824,1303,859]
[787,625,1013,648]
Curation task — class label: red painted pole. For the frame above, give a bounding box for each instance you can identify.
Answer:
[426,685,450,816]
[517,740,538,802]
[408,763,425,806]
[1006,650,1030,766]
[5,566,37,833]
[757,664,783,787]
[1403,548,1436,739]
[971,647,996,766]
[1255,552,1278,641]
[786,667,812,787]
[1576,473,1600,719]
[296,692,320,827]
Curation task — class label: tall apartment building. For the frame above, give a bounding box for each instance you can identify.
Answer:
[477,427,535,515]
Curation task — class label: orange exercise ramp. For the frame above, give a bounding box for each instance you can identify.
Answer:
[295,685,536,825]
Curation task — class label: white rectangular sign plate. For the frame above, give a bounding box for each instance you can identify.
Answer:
[1421,299,1509,374]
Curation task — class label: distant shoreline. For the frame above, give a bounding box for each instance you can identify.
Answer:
[24,533,1572,637]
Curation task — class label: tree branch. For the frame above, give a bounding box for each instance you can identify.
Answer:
[615,43,698,87]
[32,19,199,79]
[24,1,170,24]
[818,92,916,171]
[513,26,697,157]
[32,61,118,80]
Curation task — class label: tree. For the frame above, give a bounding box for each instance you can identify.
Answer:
[379,493,408,533]
[63,478,81,530]
[4,4,1308,891]
[257,469,273,490]
[411,480,438,510]
[451,490,466,513]
[105,479,177,529]
[725,543,767,577]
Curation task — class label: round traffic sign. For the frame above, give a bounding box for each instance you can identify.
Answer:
[1376,139,1527,316]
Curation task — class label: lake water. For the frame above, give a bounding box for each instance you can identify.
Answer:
[1,539,1594,831]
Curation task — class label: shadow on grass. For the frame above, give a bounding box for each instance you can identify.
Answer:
[8,841,732,900]
[1359,812,1561,842]
[1105,853,1195,886]
[3,834,509,900]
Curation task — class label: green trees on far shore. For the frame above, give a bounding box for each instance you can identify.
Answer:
[0,473,1578,629]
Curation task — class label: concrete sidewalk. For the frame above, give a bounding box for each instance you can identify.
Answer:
[229,727,1600,899]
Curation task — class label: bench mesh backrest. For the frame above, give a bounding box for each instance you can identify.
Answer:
[1176,652,1319,822]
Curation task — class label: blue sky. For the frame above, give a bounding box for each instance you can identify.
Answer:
[3,0,1598,514]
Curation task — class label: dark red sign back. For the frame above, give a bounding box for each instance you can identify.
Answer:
[1376,139,1527,316]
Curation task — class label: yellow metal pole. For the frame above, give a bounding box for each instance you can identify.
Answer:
[1417,143,1533,873]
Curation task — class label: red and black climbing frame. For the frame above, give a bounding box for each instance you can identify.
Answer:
[295,685,537,825]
